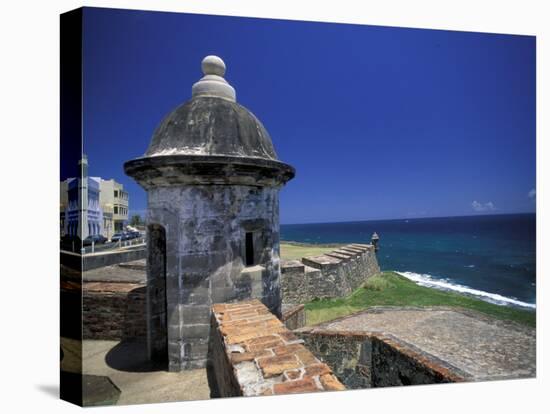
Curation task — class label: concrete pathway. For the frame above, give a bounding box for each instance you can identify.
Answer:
[61,338,210,406]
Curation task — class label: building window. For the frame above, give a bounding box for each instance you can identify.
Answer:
[114,206,118,214]
[245,232,254,266]
[114,190,118,198]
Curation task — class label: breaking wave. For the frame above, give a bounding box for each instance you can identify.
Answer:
[395,271,536,310]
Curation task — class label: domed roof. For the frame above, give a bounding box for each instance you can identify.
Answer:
[125,56,295,189]
[145,97,278,160]
[144,55,277,161]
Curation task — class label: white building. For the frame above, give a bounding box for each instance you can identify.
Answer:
[60,155,129,240]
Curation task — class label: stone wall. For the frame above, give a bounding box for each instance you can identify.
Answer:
[281,304,306,330]
[281,244,380,304]
[146,184,283,371]
[297,331,373,389]
[370,335,464,386]
[208,300,345,397]
[61,248,147,271]
[81,282,146,340]
[296,329,465,389]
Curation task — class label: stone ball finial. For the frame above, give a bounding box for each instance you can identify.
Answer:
[202,55,226,77]
[192,55,236,101]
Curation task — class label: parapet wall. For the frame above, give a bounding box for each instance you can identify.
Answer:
[82,282,146,340]
[281,304,306,330]
[208,300,345,397]
[61,247,147,272]
[281,244,380,304]
[296,329,466,388]
[61,260,148,341]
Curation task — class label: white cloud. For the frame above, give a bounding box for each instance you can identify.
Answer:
[528,189,536,200]
[471,200,496,212]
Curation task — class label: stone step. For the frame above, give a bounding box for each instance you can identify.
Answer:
[304,265,320,274]
[339,247,364,256]
[325,252,352,262]
[281,260,305,274]
[301,255,342,270]
[350,243,372,250]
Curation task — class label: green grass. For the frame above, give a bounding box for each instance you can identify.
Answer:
[305,272,536,327]
[280,242,342,261]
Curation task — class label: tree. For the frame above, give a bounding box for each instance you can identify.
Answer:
[130,214,142,226]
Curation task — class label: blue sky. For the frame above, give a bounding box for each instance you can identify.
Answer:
[80,7,536,224]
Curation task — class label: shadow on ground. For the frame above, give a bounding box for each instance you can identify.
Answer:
[105,339,167,373]
[36,384,59,399]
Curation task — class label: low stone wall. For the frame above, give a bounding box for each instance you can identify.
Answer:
[297,331,373,389]
[281,244,380,304]
[281,304,306,330]
[81,282,146,340]
[296,328,465,388]
[208,300,345,397]
[83,247,147,271]
[61,247,147,271]
[370,335,465,386]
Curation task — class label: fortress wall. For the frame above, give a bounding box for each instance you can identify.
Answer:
[302,255,352,299]
[281,244,380,304]
[370,335,464,387]
[295,329,465,389]
[297,331,373,389]
[147,185,283,371]
[208,300,345,397]
[280,260,308,304]
[80,282,146,340]
[281,304,306,330]
[342,245,374,288]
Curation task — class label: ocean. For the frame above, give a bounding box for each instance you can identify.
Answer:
[280,213,536,309]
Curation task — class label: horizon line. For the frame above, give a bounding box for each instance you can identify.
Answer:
[281,211,536,226]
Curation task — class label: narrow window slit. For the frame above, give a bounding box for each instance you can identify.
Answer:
[245,232,254,266]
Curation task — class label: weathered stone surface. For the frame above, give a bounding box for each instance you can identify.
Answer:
[281,304,306,330]
[77,271,146,341]
[296,306,536,388]
[208,300,345,397]
[144,97,278,161]
[326,252,352,262]
[273,377,320,395]
[301,255,341,269]
[258,354,302,378]
[124,57,295,372]
[137,183,287,371]
[280,244,380,304]
[82,262,146,283]
[82,374,121,407]
[304,363,331,377]
[124,154,294,188]
[319,374,346,391]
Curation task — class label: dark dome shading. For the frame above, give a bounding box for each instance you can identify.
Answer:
[125,55,295,189]
[145,97,278,160]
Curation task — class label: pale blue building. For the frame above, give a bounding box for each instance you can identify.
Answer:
[62,155,103,239]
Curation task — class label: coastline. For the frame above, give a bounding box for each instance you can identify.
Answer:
[304,272,536,327]
[280,242,536,327]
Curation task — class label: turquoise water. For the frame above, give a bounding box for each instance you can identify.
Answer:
[281,214,536,308]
